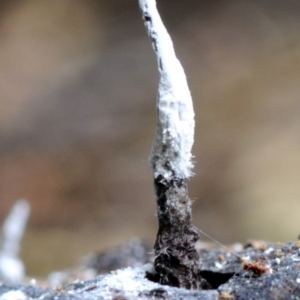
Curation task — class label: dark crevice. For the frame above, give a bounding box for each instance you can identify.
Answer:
[199,270,235,289]
[146,270,234,290]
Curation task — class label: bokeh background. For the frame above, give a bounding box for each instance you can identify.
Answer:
[1,0,300,276]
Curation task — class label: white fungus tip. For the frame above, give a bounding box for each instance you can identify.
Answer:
[140,0,195,180]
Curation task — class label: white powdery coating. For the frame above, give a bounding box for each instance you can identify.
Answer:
[96,267,161,299]
[139,0,195,180]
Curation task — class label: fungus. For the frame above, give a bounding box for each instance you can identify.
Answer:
[139,0,205,289]
[0,199,30,283]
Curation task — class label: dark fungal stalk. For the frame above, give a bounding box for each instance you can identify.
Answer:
[151,176,205,289]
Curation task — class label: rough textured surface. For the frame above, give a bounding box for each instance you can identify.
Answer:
[2,240,300,299]
[149,177,205,289]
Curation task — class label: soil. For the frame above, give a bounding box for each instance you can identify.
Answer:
[1,238,300,300]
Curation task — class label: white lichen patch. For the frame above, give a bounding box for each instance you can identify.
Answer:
[139,0,195,180]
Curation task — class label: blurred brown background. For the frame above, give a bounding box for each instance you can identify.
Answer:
[1,0,300,276]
